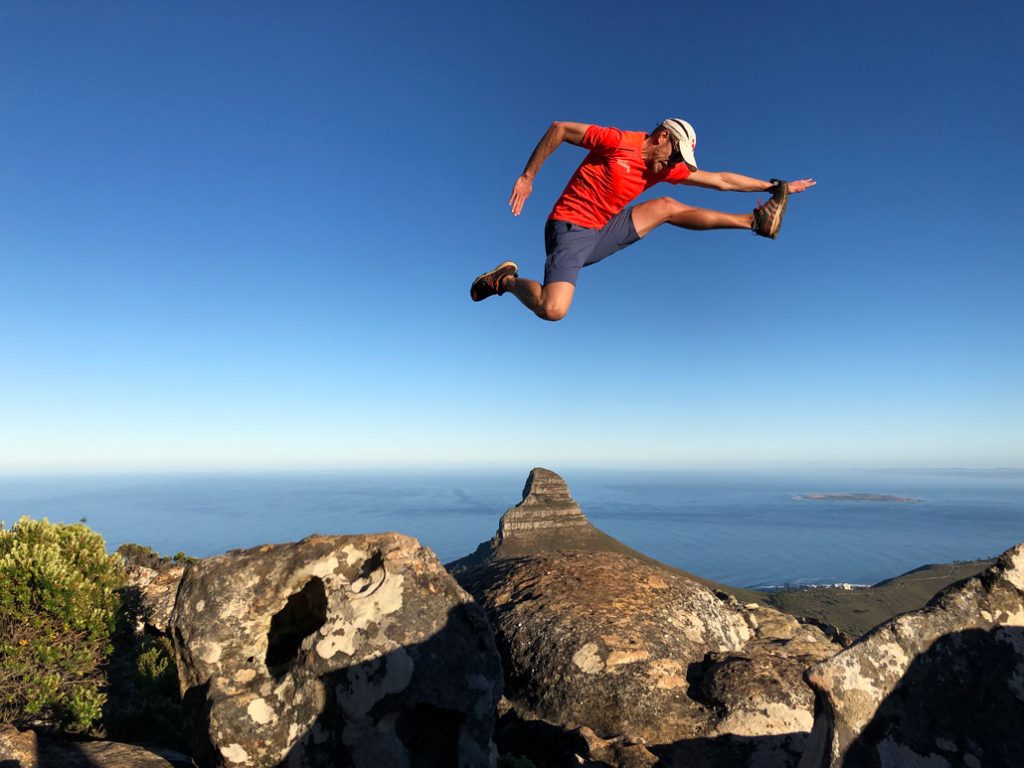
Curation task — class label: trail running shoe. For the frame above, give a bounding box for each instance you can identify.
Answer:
[470,260,518,302]
[752,180,789,239]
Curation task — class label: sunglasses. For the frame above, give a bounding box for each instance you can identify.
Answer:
[668,137,684,167]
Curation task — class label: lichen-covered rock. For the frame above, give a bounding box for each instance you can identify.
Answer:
[461,552,832,747]
[0,725,36,766]
[455,468,838,768]
[798,542,1024,768]
[700,603,838,739]
[461,550,745,742]
[170,533,502,768]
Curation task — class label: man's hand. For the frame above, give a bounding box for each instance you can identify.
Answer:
[509,175,533,217]
[786,178,816,194]
[508,122,589,216]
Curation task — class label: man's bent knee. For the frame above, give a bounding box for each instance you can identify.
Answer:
[633,197,692,236]
[535,282,574,321]
[655,196,691,217]
[536,302,569,322]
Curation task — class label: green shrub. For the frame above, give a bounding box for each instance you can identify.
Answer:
[116,542,195,571]
[104,575,186,748]
[115,542,168,571]
[104,632,186,748]
[106,541,189,747]
[0,516,126,732]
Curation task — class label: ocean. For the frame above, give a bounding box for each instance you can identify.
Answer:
[1,468,1021,589]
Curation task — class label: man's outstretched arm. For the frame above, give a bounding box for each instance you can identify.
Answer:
[509,121,590,216]
[682,170,816,194]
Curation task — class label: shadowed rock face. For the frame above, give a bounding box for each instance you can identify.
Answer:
[170,533,502,768]
[798,542,1024,768]
[0,725,192,767]
[454,468,839,767]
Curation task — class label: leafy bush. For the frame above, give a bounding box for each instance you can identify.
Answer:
[117,542,195,571]
[104,632,186,748]
[102,570,186,748]
[116,542,168,571]
[0,516,126,732]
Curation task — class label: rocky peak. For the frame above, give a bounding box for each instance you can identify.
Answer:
[496,467,592,544]
[518,467,578,507]
[448,468,760,604]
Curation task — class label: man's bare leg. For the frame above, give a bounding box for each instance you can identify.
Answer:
[495,197,743,322]
[504,278,575,322]
[631,197,753,237]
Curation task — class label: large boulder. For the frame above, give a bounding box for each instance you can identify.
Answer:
[170,533,502,767]
[798,542,1024,768]
[463,550,834,765]
[454,469,838,767]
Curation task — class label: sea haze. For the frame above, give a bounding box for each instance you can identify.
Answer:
[0,468,1021,589]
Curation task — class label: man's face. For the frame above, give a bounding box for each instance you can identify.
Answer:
[648,129,679,174]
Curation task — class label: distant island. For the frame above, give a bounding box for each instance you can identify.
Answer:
[795,493,922,503]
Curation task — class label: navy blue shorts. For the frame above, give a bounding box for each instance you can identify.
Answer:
[544,206,641,286]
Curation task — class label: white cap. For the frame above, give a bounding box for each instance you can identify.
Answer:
[661,118,697,171]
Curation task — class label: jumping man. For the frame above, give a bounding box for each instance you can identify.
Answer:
[469,119,815,321]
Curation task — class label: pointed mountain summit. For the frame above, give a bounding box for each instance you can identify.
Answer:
[446,467,614,570]
[494,467,594,551]
[448,468,756,601]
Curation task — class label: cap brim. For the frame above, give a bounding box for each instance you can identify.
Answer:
[662,119,698,171]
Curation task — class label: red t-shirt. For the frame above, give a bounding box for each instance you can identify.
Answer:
[549,125,692,229]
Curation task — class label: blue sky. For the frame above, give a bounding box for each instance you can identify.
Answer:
[1,2,1021,471]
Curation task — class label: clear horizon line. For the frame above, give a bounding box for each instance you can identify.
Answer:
[2,462,1022,477]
